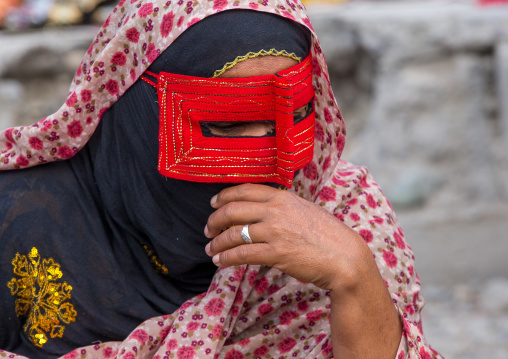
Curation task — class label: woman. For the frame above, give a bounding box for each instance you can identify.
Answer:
[0,1,440,358]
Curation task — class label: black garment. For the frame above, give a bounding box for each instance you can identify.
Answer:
[0,9,310,358]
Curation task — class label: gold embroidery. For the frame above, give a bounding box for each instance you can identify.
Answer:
[141,243,169,276]
[212,49,302,78]
[6,247,77,348]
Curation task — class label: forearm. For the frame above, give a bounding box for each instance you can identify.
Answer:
[328,243,402,359]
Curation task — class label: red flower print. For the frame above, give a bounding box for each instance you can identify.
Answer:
[249,2,258,9]
[404,304,415,316]
[234,288,243,304]
[350,212,360,222]
[177,346,196,359]
[167,338,178,350]
[76,64,82,77]
[63,350,78,359]
[323,107,333,124]
[160,12,175,37]
[281,11,295,20]
[398,351,405,359]
[186,321,200,332]
[204,298,225,316]
[359,174,370,188]
[306,309,323,322]
[302,17,314,31]
[159,326,170,340]
[312,57,321,77]
[393,231,406,249]
[16,155,29,167]
[103,14,110,28]
[408,265,414,277]
[111,51,127,66]
[98,107,109,119]
[315,333,327,344]
[233,267,246,282]
[138,3,153,17]
[146,43,157,63]
[224,349,244,359]
[126,27,140,43]
[279,310,298,325]
[253,346,269,356]
[277,337,297,353]
[318,186,336,202]
[254,276,269,294]
[102,347,113,358]
[66,92,77,107]
[297,300,309,312]
[247,270,258,286]
[321,339,333,356]
[315,122,324,142]
[238,338,250,346]
[257,303,274,317]
[81,89,92,102]
[122,352,135,359]
[105,79,119,95]
[67,120,83,138]
[58,146,74,159]
[130,69,137,81]
[347,198,358,206]
[358,229,373,243]
[129,328,148,345]
[322,155,331,172]
[177,16,184,27]
[303,161,317,180]
[267,283,280,295]
[366,194,377,209]
[212,324,222,339]
[213,0,227,10]
[187,18,200,27]
[382,249,397,268]
[332,176,346,186]
[39,119,52,132]
[29,137,44,150]
[419,348,432,359]
[336,135,345,152]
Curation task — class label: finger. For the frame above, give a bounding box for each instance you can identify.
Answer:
[206,223,264,257]
[210,183,280,208]
[212,242,273,268]
[205,201,266,238]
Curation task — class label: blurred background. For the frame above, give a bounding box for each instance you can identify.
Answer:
[0,0,507,357]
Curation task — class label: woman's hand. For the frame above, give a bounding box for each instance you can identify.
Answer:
[204,183,374,294]
[205,183,402,359]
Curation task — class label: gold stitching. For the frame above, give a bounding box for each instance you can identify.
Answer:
[212,49,302,78]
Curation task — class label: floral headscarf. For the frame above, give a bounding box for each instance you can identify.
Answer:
[0,0,441,358]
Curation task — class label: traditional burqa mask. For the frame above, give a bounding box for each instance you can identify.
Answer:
[88,9,312,289]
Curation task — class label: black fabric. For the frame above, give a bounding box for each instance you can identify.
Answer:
[148,9,311,77]
[0,10,311,358]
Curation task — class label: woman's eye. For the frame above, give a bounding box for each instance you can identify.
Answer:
[207,123,247,136]
[207,122,274,137]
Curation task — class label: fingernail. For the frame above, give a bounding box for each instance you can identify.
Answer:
[205,242,211,256]
[211,195,218,207]
[212,254,220,266]
[204,224,209,237]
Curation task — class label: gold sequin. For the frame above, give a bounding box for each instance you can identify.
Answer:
[6,247,77,348]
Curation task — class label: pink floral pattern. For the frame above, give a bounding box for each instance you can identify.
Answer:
[0,0,441,358]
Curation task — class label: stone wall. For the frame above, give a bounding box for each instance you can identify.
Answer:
[1,1,507,223]
[309,1,508,222]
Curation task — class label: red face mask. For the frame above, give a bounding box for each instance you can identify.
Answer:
[141,54,315,188]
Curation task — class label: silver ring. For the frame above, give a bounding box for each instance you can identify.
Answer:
[240,224,253,244]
